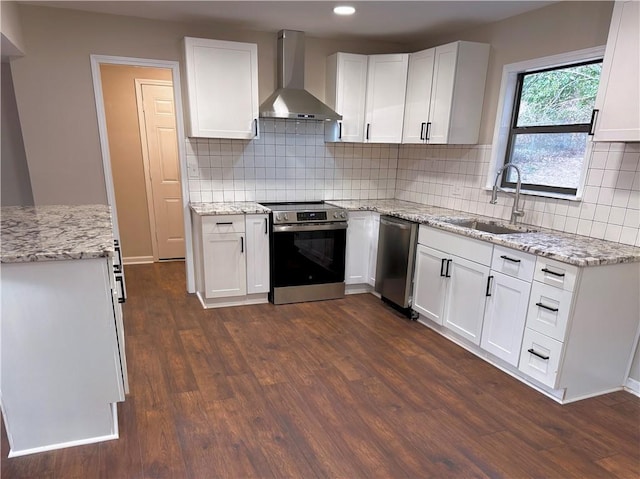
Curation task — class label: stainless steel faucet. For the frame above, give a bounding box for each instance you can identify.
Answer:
[490,163,525,225]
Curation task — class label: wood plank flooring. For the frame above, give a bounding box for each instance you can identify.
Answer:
[2,261,639,478]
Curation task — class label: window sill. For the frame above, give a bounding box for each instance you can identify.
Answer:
[482,186,582,202]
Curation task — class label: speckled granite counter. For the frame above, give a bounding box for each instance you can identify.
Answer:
[1,205,114,263]
[327,199,640,267]
[190,201,270,215]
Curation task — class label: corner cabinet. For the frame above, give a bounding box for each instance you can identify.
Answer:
[325,53,408,143]
[1,258,128,457]
[402,41,490,144]
[191,212,269,308]
[183,37,259,139]
[592,1,640,142]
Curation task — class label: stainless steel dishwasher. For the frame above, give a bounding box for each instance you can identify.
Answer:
[375,215,419,317]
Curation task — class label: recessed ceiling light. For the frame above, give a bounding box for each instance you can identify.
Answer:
[333,5,356,16]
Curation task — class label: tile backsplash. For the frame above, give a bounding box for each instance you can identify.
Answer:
[186,119,398,203]
[186,119,639,247]
[395,142,640,247]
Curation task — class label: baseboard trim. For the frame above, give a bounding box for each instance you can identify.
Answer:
[625,377,640,397]
[123,256,154,265]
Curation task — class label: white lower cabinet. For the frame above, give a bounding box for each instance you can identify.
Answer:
[192,212,269,308]
[442,255,490,345]
[413,245,448,324]
[519,328,564,387]
[203,232,246,298]
[413,225,639,403]
[245,214,270,294]
[345,211,379,289]
[481,245,535,366]
[413,227,491,345]
[2,258,127,456]
[481,271,531,366]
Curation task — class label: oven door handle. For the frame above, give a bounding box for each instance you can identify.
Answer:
[273,222,348,233]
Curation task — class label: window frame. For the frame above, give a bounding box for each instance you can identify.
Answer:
[488,46,606,201]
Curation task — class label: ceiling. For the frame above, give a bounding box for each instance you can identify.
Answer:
[21,1,557,44]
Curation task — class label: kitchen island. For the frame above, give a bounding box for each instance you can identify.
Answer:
[1,205,128,457]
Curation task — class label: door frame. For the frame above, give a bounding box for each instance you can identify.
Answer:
[90,55,195,293]
[134,78,178,262]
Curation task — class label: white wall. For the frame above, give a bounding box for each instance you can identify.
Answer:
[1,64,33,206]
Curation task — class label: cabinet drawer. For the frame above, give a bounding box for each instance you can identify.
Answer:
[202,215,245,234]
[526,282,573,342]
[519,328,563,388]
[418,226,493,266]
[491,246,536,282]
[533,257,578,292]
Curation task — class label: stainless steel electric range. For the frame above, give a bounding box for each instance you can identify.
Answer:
[260,202,348,305]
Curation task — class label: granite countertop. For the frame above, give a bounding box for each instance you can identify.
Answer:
[1,205,115,263]
[190,201,270,215]
[327,199,640,267]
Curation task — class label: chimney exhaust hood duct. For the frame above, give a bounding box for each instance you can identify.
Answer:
[259,30,342,121]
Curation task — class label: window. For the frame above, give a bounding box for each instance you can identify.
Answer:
[489,47,605,199]
[503,60,602,195]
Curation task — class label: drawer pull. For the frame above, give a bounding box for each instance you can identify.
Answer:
[535,302,559,312]
[216,221,234,226]
[500,255,521,263]
[240,236,244,253]
[527,348,550,360]
[541,268,565,278]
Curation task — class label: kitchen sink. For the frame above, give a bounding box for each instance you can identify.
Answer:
[444,219,538,235]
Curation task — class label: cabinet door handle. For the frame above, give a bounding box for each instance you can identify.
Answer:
[425,122,431,141]
[264,218,268,235]
[420,122,427,141]
[500,255,521,263]
[445,259,452,278]
[240,236,244,253]
[588,109,599,136]
[485,275,494,297]
[440,258,447,277]
[535,302,559,312]
[338,121,342,140]
[113,239,123,274]
[115,275,126,304]
[527,348,549,360]
[254,118,260,137]
[366,123,370,140]
[541,268,565,277]
[216,221,233,226]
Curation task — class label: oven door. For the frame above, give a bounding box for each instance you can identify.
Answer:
[270,222,347,303]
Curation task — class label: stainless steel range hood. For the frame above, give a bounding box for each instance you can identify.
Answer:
[259,30,342,121]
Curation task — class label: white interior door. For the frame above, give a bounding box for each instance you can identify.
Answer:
[137,80,185,260]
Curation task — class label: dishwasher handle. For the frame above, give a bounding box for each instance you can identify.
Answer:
[380,217,414,230]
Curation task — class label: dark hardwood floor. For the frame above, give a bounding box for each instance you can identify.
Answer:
[2,261,639,478]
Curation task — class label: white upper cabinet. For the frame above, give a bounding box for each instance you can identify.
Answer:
[592,1,640,142]
[325,53,369,142]
[402,41,490,145]
[364,54,409,143]
[402,48,436,143]
[326,52,408,143]
[183,37,259,139]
